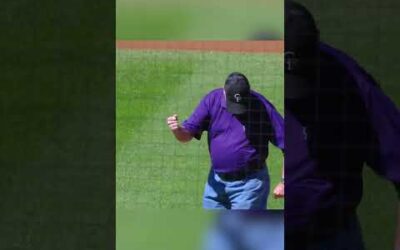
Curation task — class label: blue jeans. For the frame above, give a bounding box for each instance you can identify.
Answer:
[203,168,270,210]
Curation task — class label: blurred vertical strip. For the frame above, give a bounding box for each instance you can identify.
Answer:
[203,211,284,250]
[285,0,400,249]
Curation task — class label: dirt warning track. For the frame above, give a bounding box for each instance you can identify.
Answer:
[116,40,283,53]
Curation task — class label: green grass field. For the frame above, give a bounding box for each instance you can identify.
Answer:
[116,49,283,210]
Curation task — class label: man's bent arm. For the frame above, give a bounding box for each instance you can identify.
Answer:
[167,114,194,143]
[172,126,193,143]
[273,152,285,199]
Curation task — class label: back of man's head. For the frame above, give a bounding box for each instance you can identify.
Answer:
[285,1,319,56]
[285,1,320,99]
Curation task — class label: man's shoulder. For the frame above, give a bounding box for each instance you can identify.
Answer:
[250,90,266,101]
[198,88,223,107]
[203,88,223,101]
[319,42,380,87]
[206,88,223,96]
[250,90,276,109]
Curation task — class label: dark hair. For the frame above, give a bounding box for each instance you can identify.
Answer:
[225,72,250,86]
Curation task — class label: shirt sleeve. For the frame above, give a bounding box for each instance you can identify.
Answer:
[268,106,285,151]
[321,42,400,197]
[181,95,211,140]
[347,64,400,184]
[364,83,400,183]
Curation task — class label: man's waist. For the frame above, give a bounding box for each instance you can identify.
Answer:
[214,161,266,181]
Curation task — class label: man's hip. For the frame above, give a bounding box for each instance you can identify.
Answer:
[215,162,266,182]
[203,166,270,210]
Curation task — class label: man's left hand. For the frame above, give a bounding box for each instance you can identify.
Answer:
[273,182,284,199]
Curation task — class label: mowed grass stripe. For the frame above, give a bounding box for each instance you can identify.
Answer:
[117,50,283,209]
[117,0,283,40]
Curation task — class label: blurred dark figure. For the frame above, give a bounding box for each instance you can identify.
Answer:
[284,1,400,249]
[203,211,284,250]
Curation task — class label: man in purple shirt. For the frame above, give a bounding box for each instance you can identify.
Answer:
[166,72,284,210]
[285,1,400,249]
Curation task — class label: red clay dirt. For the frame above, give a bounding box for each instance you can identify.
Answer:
[116,40,283,53]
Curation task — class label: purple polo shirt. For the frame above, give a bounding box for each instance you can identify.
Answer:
[182,88,284,173]
[285,42,400,234]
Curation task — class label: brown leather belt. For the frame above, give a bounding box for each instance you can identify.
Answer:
[216,162,266,182]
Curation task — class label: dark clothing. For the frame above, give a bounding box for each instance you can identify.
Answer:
[285,43,400,242]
